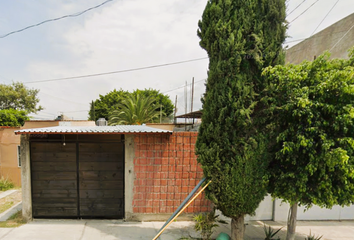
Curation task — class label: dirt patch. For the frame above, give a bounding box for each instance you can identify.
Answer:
[0,210,27,228]
[0,190,22,214]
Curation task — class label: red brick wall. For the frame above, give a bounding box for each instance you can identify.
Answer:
[133,132,212,214]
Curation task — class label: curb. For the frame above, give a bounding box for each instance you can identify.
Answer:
[0,190,18,200]
[0,202,22,222]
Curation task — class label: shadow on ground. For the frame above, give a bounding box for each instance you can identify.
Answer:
[0,219,353,240]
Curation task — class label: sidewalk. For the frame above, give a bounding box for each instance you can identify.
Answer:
[0,219,352,240]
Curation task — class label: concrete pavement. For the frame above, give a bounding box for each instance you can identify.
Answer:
[0,219,352,240]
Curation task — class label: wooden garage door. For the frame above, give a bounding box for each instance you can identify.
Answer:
[31,142,124,218]
[79,143,124,218]
[31,142,78,217]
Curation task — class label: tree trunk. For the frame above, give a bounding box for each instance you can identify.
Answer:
[286,203,298,240]
[231,216,245,240]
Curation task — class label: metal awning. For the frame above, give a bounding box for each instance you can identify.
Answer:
[175,110,202,119]
[15,125,172,135]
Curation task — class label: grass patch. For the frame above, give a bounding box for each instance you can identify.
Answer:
[0,177,14,191]
[0,210,27,228]
[0,201,14,214]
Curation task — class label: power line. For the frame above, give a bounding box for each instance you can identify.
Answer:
[39,92,87,106]
[46,79,207,114]
[285,38,306,44]
[311,0,340,36]
[286,22,354,57]
[287,0,307,17]
[24,57,208,84]
[63,110,89,113]
[162,78,206,94]
[284,28,349,45]
[0,0,115,39]
[289,0,321,24]
[38,111,57,116]
[330,22,354,52]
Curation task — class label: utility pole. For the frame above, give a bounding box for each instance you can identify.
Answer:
[191,77,195,125]
[185,81,187,131]
[174,95,177,124]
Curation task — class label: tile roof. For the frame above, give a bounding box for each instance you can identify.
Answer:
[15,125,172,135]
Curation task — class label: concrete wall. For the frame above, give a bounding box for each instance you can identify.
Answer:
[22,120,95,129]
[125,135,135,221]
[20,134,32,221]
[286,13,354,64]
[145,123,175,131]
[0,127,21,186]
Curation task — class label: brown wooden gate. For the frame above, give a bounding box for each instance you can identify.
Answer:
[31,141,124,218]
[79,143,124,218]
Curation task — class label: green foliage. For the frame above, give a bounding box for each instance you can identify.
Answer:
[88,89,129,121]
[132,89,174,117]
[263,225,282,240]
[88,88,173,121]
[0,176,14,191]
[262,50,354,208]
[89,100,96,121]
[305,231,322,240]
[0,82,42,114]
[196,0,286,222]
[0,109,30,127]
[193,209,227,240]
[108,94,161,125]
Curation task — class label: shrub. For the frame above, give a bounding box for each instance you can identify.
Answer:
[194,208,227,240]
[0,177,14,191]
[263,224,282,240]
[305,231,322,240]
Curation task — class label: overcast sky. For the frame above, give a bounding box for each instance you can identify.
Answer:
[0,0,353,120]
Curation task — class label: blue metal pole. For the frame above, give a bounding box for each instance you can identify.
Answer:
[156,177,206,238]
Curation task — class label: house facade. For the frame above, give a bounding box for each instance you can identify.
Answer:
[16,125,212,221]
[0,120,96,187]
[285,12,354,64]
[0,127,21,186]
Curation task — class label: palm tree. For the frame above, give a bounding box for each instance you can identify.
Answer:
[108,94,162,125]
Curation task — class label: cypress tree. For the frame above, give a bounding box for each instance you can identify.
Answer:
[196,1,286,239]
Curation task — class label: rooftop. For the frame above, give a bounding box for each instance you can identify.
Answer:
[15,125,172,135]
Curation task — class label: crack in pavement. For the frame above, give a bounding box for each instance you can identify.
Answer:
[78,221,88,240]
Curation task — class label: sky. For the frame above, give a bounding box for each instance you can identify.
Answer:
[0,0,353,121]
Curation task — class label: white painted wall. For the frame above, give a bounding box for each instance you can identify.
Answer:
[257,197,354,221]
[245,195,273,221]
[214,196,354,222]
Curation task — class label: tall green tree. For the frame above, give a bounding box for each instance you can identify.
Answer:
[0,82,42,113]
[88,89,173,121]
[89,100,96,121]
[108,94,161,125]
[196,1,286,239]
[88,89,129,121]
[262,51,354,240]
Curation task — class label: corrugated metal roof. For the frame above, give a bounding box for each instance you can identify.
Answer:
[15,125,172,135]
[175,110,203,119]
